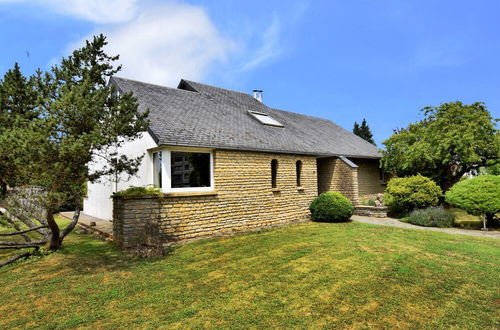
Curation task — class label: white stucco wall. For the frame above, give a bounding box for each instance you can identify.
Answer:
[83,132,158,220]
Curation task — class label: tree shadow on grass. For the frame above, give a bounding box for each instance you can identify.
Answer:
[311,218,353,224]
[12,232,175,275]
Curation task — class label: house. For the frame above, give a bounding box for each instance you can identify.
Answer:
[83,77,385,247]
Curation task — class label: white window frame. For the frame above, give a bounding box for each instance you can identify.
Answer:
[151,147,214,193]
[248,110,284,127]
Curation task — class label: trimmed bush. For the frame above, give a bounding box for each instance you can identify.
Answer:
[309,191,353,222]
[384,174,442,215]
[445,175,500,226]
[408,206,455,228]
[113,186,161,197]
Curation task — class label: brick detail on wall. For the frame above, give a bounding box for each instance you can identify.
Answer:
[317,157,359,205]
[355,158,386,197]
[113,150,318,247]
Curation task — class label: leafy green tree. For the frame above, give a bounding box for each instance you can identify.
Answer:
[445,175,500,228]
[353,118,376,145]
[482,162,500,175]
[0,34,149,267]
[381,101,499,191]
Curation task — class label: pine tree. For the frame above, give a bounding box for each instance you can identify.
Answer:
[0,63,38,197]
[0,35,149,267]
[353,118,376,145]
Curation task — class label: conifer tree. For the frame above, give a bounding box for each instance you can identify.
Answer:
[0,35,149,267]
[353,118,376,145]
[0,63,38,197]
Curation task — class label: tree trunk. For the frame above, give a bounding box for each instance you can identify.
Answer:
[46,209,61,250]
[0,181,7,199]
[485,213,495,227]
[440,175,461,193]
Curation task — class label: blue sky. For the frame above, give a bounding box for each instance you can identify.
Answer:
[1,0,499,145]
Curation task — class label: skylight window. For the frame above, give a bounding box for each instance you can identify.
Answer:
[248,111,284,127]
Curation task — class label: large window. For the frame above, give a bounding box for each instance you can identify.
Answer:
[152,149,213,192]
[170,151,211,188]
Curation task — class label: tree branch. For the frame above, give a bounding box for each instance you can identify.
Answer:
[59,208,80,241]
[0,240,46,248]
[3,207,49,237]
[0,249,38,269]
[1,207,32,242]
[0,225,48,236]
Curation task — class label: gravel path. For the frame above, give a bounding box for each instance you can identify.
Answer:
[352,215,500,239]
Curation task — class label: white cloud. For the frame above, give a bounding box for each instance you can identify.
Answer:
[8,0,297,86]
[72,2,235,86]
[241,17,282,71]
[1,0,138,23]
[45,0,138,23]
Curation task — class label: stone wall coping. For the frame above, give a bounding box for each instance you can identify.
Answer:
[113,191,219,200]
[162,191,218,198]
[355,205,388,210]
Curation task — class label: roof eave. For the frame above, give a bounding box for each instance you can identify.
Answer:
[156,142,381,159]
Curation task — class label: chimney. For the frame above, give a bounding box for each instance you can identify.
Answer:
[253,89,263,102]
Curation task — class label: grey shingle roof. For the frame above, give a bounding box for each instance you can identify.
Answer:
[111,76,381,159]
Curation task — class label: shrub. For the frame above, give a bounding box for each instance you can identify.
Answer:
[113,186,161,197]
[384,174,442,215]
[407,206,455,228]
[309,191,353,222]
[445,175,500,226]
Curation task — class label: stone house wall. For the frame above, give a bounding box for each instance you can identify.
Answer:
[355,158,385,197]
[113,151,386,248]
[114,150,318,247]
[317,157,359,205]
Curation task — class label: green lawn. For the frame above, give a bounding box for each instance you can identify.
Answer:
[1,218,499,329]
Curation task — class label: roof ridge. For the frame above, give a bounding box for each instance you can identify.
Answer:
[270,107,332,122]
[112,76,197,94]
[181,79,255,98]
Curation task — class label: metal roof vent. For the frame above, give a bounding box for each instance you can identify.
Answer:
[253,89,263,102]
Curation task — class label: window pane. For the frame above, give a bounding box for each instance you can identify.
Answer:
[170,152,211,188]
[153,152,162,188]
[271,159,278,188]
[296,160,302,187]
[249,111,283,127]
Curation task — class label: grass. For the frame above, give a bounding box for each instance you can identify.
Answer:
[1,217,499,329]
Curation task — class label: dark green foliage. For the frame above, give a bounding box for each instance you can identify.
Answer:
[408,207,455,228]
[309,191,353,222]
[0,34,149,252]
[0,63,38,197]
[113,186,161,197]
[445,175,500,226]
[483,162,500,175]
[381,101,499,191]
[353,118,376,145]
[384,174,442,215]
